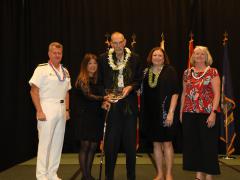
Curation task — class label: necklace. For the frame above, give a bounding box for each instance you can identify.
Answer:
[148,66,163,88]
[191,66,210,80]
[49,61,66,82]
[108,48,131,71]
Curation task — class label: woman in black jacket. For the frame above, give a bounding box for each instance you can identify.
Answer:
[74,53,107,180]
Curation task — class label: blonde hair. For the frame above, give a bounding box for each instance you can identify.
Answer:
[48,42,63,52]
[190,46,213,66]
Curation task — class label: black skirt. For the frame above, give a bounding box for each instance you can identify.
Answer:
[182,112,220,175]
[74,107,104,142]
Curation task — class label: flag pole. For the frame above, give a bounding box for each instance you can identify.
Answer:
[131,33,136,51]
[131,34,142,158]
[160,33,165,50]
[222,103,235,159]
[224,102,230,158]
[105,32,110,52]
[220,33,235,159]
[188,32,194,69]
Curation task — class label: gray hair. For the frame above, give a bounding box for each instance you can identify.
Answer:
[48,42,63,52]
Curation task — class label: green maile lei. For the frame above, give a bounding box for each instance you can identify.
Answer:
[148,66,164,88]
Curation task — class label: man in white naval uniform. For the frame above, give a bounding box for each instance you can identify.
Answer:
[29,42,71,180]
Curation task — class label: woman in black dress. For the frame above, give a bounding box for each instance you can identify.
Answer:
[141,47,179,180]
[74,53,107,180]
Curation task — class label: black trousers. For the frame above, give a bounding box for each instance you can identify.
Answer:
[104,102,137,180]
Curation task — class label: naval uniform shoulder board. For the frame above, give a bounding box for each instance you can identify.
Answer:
[38,63,48,66]
[62,66,70,77]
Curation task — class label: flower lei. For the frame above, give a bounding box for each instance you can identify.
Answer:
[108,48,131,71]
[191,66,210,80]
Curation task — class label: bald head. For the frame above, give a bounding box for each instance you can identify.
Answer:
[111,32,125,41]
[110,32,126,55]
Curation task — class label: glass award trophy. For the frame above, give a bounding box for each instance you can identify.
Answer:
[105,88,123,103]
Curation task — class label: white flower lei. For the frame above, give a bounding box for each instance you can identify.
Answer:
[191,66,210,80]
[108,47,131,71]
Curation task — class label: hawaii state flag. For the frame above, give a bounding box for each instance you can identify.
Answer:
[219,38,236,156]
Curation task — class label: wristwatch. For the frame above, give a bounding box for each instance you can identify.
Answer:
[212,109,218,114]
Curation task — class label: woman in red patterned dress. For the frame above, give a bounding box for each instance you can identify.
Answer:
[180,46,221,180]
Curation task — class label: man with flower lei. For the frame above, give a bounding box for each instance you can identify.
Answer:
[98,32,143,180]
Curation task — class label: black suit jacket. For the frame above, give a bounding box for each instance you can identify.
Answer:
[98,51,143,114]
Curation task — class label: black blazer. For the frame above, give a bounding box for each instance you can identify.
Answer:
[98,51,143,114]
